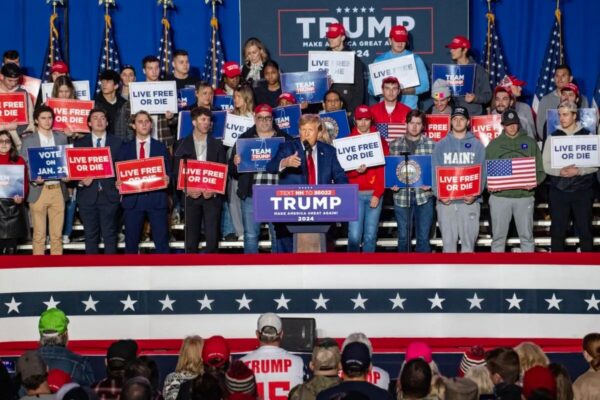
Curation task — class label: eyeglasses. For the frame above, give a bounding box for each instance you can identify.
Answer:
[0,139,12,145]
[256,116,273,122]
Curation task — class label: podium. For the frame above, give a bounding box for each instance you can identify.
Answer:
[253,184,359,253]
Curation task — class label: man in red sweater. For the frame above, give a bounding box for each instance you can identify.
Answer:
[345,105,389,252]
[370,76,411,126]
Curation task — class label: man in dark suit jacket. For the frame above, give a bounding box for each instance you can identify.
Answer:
[74,109,122,254]
[266,114,348,252]
[117,110,171,254]
[173,107,226,253]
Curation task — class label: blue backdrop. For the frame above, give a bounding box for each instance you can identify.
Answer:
[1,0,598,102]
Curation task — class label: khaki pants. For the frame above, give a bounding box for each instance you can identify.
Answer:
[30,185,65,255]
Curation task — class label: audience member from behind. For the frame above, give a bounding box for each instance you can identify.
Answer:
[464,366,494,398]
[458,346,487,377]
[92,339,138,400]
[514,342,549,378]
[241,313,304,400]
[443,377,478,400]
[573,332,600,400]
[224,360,257,400]
[397,358,434,400]
[548,363,573,400]
[47,369,72,393]
[163,336,204,400]
[17,350,53,400]
[37,308,95,386]
[124,357,162,400]
[289,338,342,400]
[485,347,521,400]
[121,377,153,400]
[316,342,392,400]
[342,333,390,390]
[522,366,556,400]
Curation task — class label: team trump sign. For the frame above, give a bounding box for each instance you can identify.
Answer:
[436,165,482,200]
[65,147,114,180]
[115,157,168,194]
[176,160,228,194]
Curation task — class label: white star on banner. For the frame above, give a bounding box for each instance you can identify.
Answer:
[360,7,366,13]
[336,7,342,13]
[369,7,375,12]
[197,294,214,311]
[312,293,329,310]
[4,297,21,314]
[120,295,137,312]
[389,293,406,310]
[506,293,523,310]
[584,294,600,311]
[351,293,368,310]
[159,294,176,311]
[428,292,445,310]
[43,296,61,310]
[466,293,484,310]
[545,293,563,311]
[236,294,252,310]
[274,293,291,310]
[82,295,99,312]
[344,7,350,13]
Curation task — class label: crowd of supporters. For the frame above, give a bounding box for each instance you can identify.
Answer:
[0,24,598,255]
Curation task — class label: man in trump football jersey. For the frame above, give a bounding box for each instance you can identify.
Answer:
[241,313,305,400]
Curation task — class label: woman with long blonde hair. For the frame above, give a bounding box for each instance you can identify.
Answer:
[163,336,204,400]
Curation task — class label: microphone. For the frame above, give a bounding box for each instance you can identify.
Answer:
[399,151,411,156]
[302,140,312,155]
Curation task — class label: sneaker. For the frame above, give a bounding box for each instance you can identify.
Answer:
[62,235,70,244]
[171,212,181,225]
[224,233,237,241]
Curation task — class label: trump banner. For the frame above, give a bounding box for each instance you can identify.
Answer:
[546,108,599,136]
[253,184,359,223]
[115,157,167,194]
[471,114,502,147]
[177,160,227,194]
[27,145,69,180]
[550,135,600,169]
[436,165,482,200]
[333,133,385,171]
[274,104,301,137]
[384,155,432,188]
[129,81,178,114]
[177,110,227,140]
[424,114,450,142]
[41,80,91,102]
[223,114,255,147]
[321,110,351,140]
[236,137,285,173]
[65,147,114,180]
[46,98,94,133]
[214,95,234,112]
[281,70,329,103]
[308,51,355,84]
[431,64,475,96]
[0,165,24,198]
[177,87,196,111]
[0,92,28,125]
[368,55,420,96]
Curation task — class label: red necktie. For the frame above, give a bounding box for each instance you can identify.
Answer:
[139,141,146,159]
[307,150,316,185]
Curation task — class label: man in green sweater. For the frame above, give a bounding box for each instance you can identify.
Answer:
[485,109,546,252]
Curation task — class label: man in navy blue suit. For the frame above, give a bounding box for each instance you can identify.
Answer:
[117,110,171,254]
[74,109,122,254]
[266,114,348,252]
[173,107,227,253]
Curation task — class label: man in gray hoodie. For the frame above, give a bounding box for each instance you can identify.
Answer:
[432,106,486,252]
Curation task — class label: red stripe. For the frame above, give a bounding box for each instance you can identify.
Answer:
[2,253,600,269]
[0,338,583,357]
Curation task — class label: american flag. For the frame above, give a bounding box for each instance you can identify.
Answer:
[482,11,509,88]
[532,11,563,113]
[486,157,537,191]
[200,20,226,87]
[40,14,64,83]
[95,11,121,93]
[158,16,173,80]
[376,123,406,142]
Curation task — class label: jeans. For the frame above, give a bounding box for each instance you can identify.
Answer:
[62,195,77,237]
[220,201,235,237]
[394,193,434,252]
[241,196,276,253]
[347,192,382,252]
